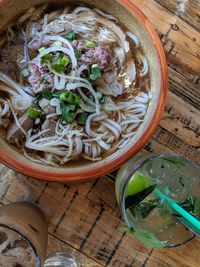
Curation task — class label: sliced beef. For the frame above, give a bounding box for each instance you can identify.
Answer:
[0,118,10,128]
[95,70,123,97]
[6,114,33,144]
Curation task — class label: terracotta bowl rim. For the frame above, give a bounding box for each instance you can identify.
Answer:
[0,0,168,183]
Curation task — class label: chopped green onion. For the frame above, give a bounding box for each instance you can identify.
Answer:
[60,55,69,67]
[21,69,30,77]
[51,54,70,73]
[52,91,63,98]
[65,31,76,41]
[85,41,96,48]
[89,64,101,81]
[60,92,75,104]
[74,94,81,105]
[42,89,52,100]
[78,112,88,124]
[68,104,76,111]
[27,107,42,119]
[74,49,82,59]
[60,92,81,105]
[51,64,64,73]
[39,47,45,53]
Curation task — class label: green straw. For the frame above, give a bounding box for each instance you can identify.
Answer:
[154,188,200,235]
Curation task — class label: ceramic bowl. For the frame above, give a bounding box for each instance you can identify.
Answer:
[0,0,168,182]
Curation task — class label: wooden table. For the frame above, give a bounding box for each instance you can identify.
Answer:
[0,0,200,266]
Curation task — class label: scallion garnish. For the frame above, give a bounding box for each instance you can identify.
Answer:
[74,49,82,59]
[42,89,52,100]
[27,107,42,119]
[52,91,63,98]
[60,92,81,105]
[78,112,88,125]
[51,54,70,73]
[85,41,96,48]
[60,92,75,104]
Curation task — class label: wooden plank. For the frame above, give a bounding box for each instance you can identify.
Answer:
[167,67,200,111]
[159,92,200,147]
[152,126,200,165]
[132,0,177,34]
[0,164,46,204]
[132,0,200,80]
[146,238,200,267]
[155,0,200,33]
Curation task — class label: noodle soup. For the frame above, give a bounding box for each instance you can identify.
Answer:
[0,3,151,166]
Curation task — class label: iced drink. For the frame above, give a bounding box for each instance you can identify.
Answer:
[0,202,48,266]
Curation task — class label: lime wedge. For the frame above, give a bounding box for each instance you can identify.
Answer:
[125,172,149,197]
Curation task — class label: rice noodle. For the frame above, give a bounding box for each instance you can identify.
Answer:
[0,99,9,117]
[94,8,117,21]
[126,31,140,47]
[72,7,92,14]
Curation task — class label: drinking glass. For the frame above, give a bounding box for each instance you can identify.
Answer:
[44,252,80,267]
[115,154,200,248]
[0,202,48,266]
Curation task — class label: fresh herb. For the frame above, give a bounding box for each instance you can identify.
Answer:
[42,89,52,100]
[179,196,200,218]
[163,157,185,167]
[27,107,42,119]
[60,103,76,124]
[89,64,101,81]
[179,177,185,187]
[65,31,76,41]
[125,184,156,209]
[130,198,160,219]
[74,49,82,59]
[78,112,88,125]
[85,41,96,48]
[40,53,53,67]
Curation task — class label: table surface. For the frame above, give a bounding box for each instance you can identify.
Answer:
[0,0,200,266]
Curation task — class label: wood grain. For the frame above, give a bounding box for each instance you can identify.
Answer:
[0,0,200,266]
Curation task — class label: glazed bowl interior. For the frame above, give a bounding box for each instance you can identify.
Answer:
[0,0,168,182]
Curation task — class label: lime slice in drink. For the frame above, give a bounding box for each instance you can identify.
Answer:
[125,172,149,197]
